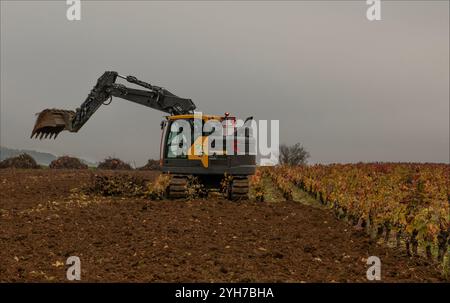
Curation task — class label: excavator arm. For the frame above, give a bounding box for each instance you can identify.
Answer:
[31,71,196,139]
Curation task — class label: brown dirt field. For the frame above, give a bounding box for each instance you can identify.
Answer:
[0,169,159,211]
[0,170,446,282]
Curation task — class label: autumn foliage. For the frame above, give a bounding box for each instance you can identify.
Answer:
[267,163,449,262]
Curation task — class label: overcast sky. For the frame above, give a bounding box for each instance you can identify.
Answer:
[1,1,448,166]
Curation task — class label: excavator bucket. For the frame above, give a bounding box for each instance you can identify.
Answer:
[30,109,75,139]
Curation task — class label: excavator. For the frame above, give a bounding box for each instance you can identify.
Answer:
[31,71,256,200]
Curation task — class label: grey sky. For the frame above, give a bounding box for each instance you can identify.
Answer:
[1,1,448,166]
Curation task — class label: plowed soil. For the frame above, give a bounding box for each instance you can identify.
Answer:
[0,169,446,282]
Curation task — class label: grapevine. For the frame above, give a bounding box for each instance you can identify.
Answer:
[269,163,449,262]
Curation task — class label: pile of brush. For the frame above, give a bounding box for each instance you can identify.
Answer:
[97,157,132,170]
[138,159,161,171]
[49,156,88,169]
[0,154,40,169]
[87,174,147,197]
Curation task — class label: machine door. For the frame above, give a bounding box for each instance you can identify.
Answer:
[159,120,169,164]
[162,119,195,161]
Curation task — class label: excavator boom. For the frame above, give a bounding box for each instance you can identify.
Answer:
[31,71,196,139]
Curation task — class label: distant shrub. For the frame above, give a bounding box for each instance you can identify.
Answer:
[97,157,132,170]
[49,156,88,169]
[138,159,161,171]
[0,153,40,169]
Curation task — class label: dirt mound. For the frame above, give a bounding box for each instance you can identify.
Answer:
[0,153,40,169]
[87,174,148,197]
[97,158,132,170]
[138,159,161,170]
[49,156,88,169]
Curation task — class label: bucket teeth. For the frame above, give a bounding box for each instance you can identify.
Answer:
[30,109,75,140]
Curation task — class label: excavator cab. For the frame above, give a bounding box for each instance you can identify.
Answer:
[159,114,256,199]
